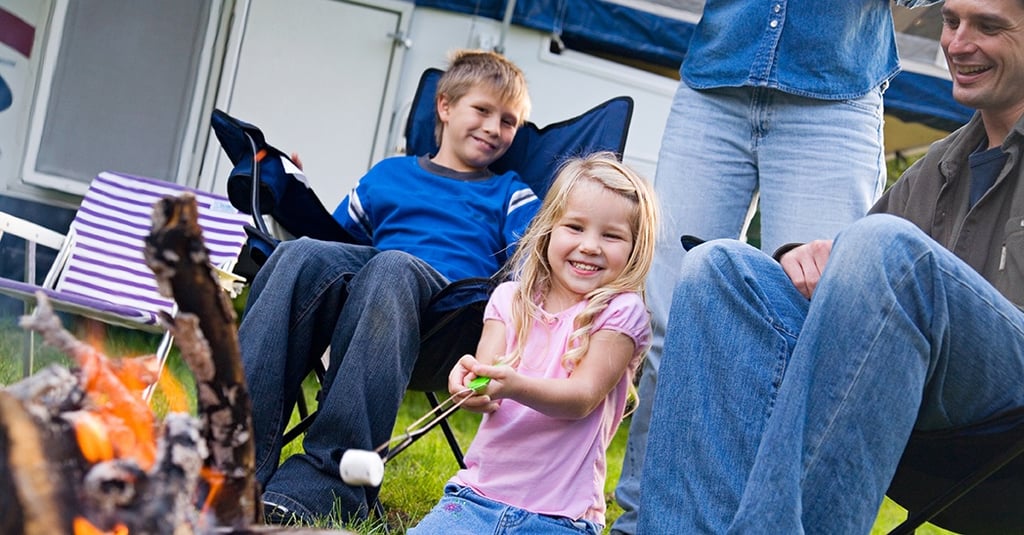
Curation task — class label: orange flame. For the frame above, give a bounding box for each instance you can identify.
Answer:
[70,411,114,463]
[155,366,190,414]
[72,346,157,470]
[199,466,226,516]
[73,517,128,535]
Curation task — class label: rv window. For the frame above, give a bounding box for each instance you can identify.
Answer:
[21,0,220,195]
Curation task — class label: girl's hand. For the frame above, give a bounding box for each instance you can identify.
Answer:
[468,360,515,398]
[448,355,500,413]
[448,354,475,394]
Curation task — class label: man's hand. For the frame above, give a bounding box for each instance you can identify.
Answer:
[778,240,833,299]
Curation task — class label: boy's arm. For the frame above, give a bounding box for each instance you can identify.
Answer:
[893,0,942,6]
[331,188,374,245]
[501,187,541,258]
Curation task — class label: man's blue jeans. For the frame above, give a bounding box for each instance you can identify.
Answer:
[638,215,1024,533]
[613,82,885,534]
[239,237,448,522]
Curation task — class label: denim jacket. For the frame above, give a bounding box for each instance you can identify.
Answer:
[682,0,941,100]
[872,113,1024,307]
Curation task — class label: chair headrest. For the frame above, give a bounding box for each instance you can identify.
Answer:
[404,68,634,199]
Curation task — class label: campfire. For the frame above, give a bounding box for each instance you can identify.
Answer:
[0,195,345,535]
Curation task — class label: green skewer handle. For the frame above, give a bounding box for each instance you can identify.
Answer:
[467,375,491,392]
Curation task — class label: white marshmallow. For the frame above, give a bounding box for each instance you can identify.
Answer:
[339,449,385,487]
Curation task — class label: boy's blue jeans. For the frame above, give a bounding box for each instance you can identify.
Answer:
[638,214,1024,533]
[409,484,601,534]
[238,237,448,522]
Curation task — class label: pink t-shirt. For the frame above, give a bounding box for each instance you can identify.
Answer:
[451,281,651,524]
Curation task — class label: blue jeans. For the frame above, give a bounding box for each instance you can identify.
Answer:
[613,83,886,533]
[409,484,601,535]
[239,237,449,522]
[637,215,1024,534]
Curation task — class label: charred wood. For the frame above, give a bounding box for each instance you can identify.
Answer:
[144,194,258,528]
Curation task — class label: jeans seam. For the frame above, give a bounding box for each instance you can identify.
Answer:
[801,249,931,477]
[291,267,352,328]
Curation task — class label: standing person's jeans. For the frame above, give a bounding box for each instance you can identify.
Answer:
[637,215,1024,533]
[239,237,448,522]
[612,82,886,534]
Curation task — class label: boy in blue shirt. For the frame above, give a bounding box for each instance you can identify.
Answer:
[238,49,539,525]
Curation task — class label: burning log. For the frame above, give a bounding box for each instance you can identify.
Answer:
[0,381,79,535]
[0,193,350,534]
[3,300,205,535]
[143,194,258,529]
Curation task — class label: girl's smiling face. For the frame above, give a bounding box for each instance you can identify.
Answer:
[545,179,635,312]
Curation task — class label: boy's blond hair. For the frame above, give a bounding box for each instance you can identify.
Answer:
[434,49,531,145]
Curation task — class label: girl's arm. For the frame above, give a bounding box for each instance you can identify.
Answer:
[448,318,507,413]
[469,328,636,420]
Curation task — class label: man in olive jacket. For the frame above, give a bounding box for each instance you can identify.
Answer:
[637,0,1024,532]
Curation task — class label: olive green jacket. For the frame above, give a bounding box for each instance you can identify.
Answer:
[871,112,1024,307]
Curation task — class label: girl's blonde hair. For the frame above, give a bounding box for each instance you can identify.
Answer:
[503,151,658,372]
[434,49,531,145]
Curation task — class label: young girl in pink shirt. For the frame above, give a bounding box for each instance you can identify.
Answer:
[409,151,659,534]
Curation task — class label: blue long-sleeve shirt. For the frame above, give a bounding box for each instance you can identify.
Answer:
[682,0,941,100]
[332,155,539,282]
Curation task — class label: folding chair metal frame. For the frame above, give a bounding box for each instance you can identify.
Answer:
[0,171,251,391]
[886,409,1024,534]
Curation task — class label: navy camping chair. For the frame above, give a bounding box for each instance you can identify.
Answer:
[210,109,356,275]
[210,68,634,468]
[885,409,1024,534]
[405,68,632,199]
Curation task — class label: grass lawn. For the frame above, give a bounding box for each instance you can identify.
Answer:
[0,318,957,535]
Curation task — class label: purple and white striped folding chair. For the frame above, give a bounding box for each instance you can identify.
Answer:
[0,171,251,386]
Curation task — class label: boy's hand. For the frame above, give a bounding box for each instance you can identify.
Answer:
[449,355,501,413]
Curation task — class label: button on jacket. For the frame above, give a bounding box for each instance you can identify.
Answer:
[682,0,940,100]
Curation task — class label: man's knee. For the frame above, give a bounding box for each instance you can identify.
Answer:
[834,214,929,263]
[356,250,442,298]
[274,236,328,257]
[678,239,768,284]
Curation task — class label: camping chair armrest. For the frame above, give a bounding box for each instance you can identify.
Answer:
[212,264,247,298]
[0,212,67,251]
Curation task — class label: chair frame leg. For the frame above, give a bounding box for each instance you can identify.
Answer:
[425,391,466,469]
[142,331,176,402]
[21,241,37,378]
[887,433,1024,535]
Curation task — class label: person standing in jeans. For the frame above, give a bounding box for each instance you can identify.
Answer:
[611,1,941,533]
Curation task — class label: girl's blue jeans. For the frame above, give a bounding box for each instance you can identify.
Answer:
[410,484,601,535]
[638,214,1024,533]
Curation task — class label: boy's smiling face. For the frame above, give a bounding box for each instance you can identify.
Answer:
[432,86,522,173]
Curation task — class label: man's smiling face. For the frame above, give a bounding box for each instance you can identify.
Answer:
[940,0,1024,124]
